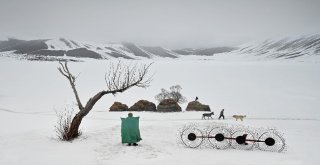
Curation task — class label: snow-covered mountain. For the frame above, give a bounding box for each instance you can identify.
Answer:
[227,35,320,60]
[172,47,236,56]
[1,35,320,61]
[0,38,234,61]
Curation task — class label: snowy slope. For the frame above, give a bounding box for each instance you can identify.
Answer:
[0,38,239,60]
[0,38,181,60]
[1,35,320,61]
[222,35,320,61]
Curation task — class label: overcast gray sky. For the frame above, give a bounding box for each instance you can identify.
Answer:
[0,0,319,48]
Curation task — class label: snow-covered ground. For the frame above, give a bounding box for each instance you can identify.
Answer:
[0,56,319,165]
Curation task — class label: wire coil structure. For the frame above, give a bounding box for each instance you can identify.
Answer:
[178,123,286,152]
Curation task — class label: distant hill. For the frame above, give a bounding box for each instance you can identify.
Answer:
[2,35,319,61]
[173,47,236,56]
[227,35,320,59]
[0,38,235,61]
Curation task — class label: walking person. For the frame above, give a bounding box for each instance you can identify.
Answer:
[218,109,225,120]
[121,113,142,146]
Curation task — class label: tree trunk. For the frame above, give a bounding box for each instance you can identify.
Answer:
[65,91,106,140]
[66,113,83,140]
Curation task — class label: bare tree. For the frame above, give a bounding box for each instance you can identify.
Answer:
[155,85,187,104]
[169,85,187,103]
[154,88,170,102]
[58,61,152,141]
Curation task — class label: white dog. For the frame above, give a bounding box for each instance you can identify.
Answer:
[232,115,246,121]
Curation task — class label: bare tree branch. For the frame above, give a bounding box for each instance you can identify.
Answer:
[58,62,84,110]
[104,62,152,93]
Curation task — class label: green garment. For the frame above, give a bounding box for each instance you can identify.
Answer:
[121,117,142,143]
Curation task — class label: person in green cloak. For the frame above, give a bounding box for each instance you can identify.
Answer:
[121,113,142,146]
